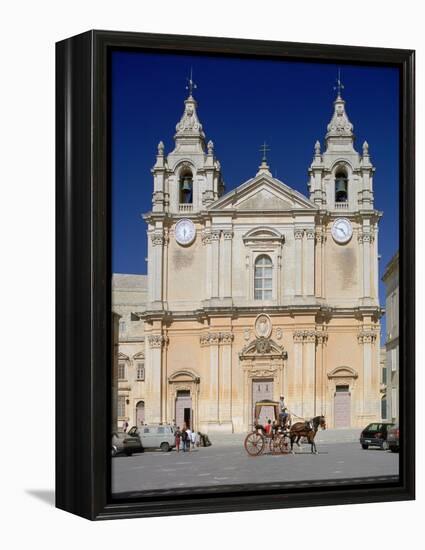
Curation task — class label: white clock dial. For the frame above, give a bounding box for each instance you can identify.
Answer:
[331,218,353,244]
[175,219,196,246]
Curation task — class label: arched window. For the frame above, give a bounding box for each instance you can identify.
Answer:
[381,395,387,420]
[179,170,193,204]
[335,168,348,203]
[254,255,272,300]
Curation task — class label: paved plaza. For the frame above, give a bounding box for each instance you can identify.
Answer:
[111,429,399,496]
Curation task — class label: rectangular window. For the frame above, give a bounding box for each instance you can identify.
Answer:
[137,363,145,380]
[381,397,387,419]
[391,388,397,419]
[382,366,387,385]
[391,348,397,372]
[117,395,125,417]
[118,362,126,380]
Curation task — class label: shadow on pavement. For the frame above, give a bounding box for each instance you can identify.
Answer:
[25,489,55,507]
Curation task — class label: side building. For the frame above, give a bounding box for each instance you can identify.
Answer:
[382,251,399,423]
[112,274,147,429]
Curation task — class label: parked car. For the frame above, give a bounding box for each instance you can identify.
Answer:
[128,424,176,452]
[387,424,400,452]
[360,422,395,450]
[111,430,143,457]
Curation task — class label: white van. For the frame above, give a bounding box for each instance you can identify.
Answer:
[128,425,175,452]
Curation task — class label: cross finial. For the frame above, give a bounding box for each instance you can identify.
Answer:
[333,68,344,98]
[186,67,197,97]
[259,141,270,162]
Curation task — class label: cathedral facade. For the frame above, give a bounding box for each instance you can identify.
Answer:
[114,86,383,433]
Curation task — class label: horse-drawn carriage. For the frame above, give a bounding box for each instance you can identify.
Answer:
[244,400,327,456]
[244,400,290,456]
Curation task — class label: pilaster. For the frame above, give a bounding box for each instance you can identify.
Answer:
[294,228,303,296]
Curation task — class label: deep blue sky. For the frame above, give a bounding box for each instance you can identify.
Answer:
[111,50,399,321]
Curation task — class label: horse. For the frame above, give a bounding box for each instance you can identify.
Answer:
[289,415,326,454]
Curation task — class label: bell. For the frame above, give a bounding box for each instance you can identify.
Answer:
[181,178,192,192]
[335,178,346,193]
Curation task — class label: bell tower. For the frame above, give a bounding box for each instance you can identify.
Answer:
[151,74,224,215]
[308,73,375,213]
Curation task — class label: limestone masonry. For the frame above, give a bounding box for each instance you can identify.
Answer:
[112,86,383,433]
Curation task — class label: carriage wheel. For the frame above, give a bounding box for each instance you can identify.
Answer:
[244,432,265,456]
[279,436,290,454]
[270,435,283,454]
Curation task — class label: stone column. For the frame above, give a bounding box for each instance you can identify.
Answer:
[202,231,212,299]
[304,228,315,296]
[302,331,316,417]
[359,230,371,299]
[219,332,233,430]
[161,333,168,424]
[315,330,328,416]
[150,232,164,303]
[146,333,167,423]
[291,331,304,417]
[294,229,304,296]
[211,230,220,298]
[358,329,376,416]
[315,230,325,298]
[221,230,233,298]
[204,332,220,423]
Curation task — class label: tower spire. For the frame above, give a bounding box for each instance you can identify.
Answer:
[333,68,344,99]
[185,67,197,98]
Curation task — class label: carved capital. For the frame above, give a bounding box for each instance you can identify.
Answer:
[220,332,234,345]
[223,230,233,240]
[293,330,305,342]
[210,230,221,241]
[201,230,211,245]
[199,331,221,346]
[357,330,377,344]
[150,232,164,246]
[294,229,304,240]
[148,334,168,348]
[305,229,315,240]
[358,231,374,244]
[315,229,326,244]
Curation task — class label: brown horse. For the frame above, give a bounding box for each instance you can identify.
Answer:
[289,415,326,454]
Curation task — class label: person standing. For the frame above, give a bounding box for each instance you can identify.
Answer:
[181,424,188,452]
[191,429,196,450]
[186,426,192,452]
[175,426,181,453]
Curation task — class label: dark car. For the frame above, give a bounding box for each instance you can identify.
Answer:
[360,422,395,450]
[387,424,399,452]
[111,430,143,457]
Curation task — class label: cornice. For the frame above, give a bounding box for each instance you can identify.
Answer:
[136,303,383,323]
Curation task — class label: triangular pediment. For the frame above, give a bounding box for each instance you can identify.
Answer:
[209,174,317,212]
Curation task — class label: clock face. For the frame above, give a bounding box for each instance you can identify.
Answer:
[331,218,353,244]
[175,219,196,246]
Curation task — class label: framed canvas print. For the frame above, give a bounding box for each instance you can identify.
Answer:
[56,30,415,520]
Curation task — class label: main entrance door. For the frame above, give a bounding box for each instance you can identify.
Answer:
[252,378,274,426]
[136,401,145,426]
[334,385,351,428]
[175,390,192,429]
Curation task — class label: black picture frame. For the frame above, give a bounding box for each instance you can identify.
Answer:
[56,30,415,520]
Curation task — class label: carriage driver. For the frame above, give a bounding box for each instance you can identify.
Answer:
[279,396,290,428]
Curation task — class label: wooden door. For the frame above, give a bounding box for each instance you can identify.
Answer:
[136,401,145,426]
[252,378,274,426]
[175,390,192,429]
[334,385,351,428]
